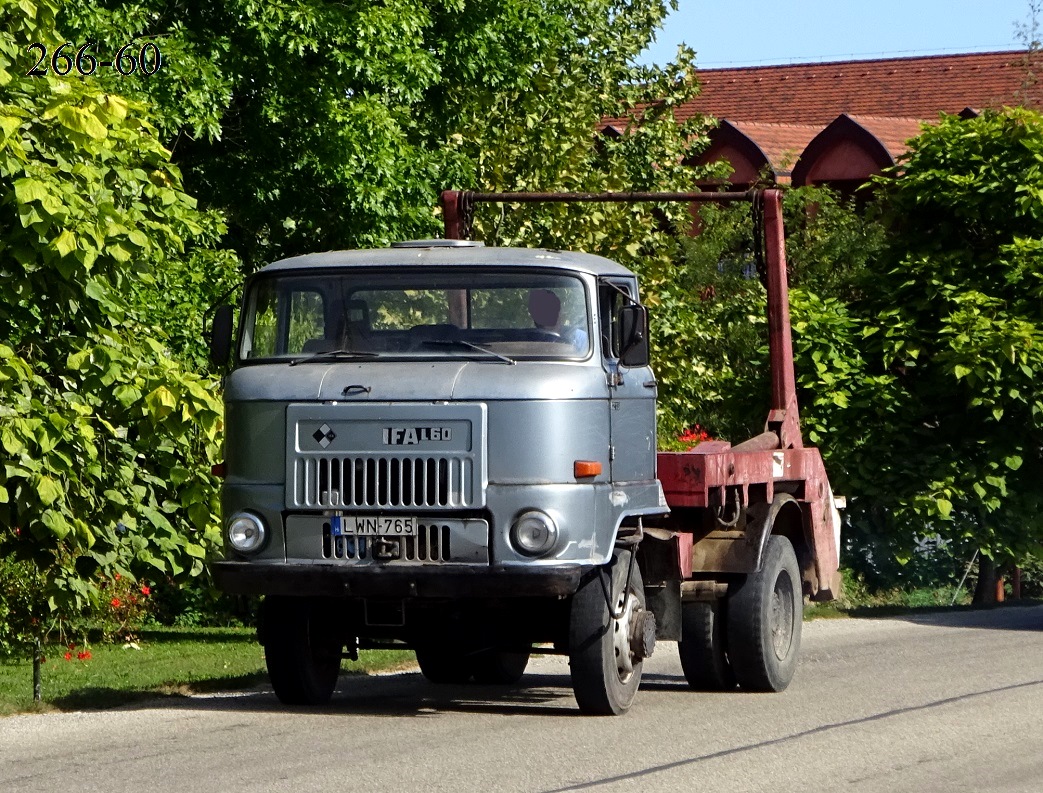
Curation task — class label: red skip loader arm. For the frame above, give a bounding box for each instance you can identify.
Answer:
[762,189,803,451]
[441,188,802,447]
[439,188,841,599]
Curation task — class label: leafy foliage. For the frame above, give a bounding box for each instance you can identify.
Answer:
[446,5,735,445]
[849,109,1043,563]
[612,111,1043,589]
[652,187,883,444]
[0,0,228,661]
[61,1,701,270]
[781,110,1043,575]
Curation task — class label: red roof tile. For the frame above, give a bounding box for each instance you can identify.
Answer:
[844,115,926,158]
[723,121,822,173]
[673,51,1038,126]
[601,52,1037,189]
[791,114,923,185]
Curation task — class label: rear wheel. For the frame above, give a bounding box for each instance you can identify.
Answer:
[726,535,802,692]
[568,549,647,715]
[414,643,474,684]
[678,600,735,691]
[470,649,530,684]
[416,643,530,685]
[262,596,342,706]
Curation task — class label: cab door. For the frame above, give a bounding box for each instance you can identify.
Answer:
[598,277,657,483]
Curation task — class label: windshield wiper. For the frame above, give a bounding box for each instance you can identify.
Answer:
[288,349,382,366]
[421,339,516,365]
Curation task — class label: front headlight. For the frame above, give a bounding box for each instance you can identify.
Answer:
[511,510,559,557]
[227,511,267,554]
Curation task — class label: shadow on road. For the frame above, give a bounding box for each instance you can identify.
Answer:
[76,668,592,718]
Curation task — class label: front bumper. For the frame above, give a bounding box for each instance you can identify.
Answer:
[213,560,586,599]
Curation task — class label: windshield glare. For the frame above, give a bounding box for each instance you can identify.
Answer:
[239,269,590,362]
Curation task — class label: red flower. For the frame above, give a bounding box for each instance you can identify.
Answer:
[64,652,72,661]
[140,585,150,596]
[110,597,122,608]
[678,424,713,445]
[114,573,121,581]
[67,642,76,650]
[77,651,91,661]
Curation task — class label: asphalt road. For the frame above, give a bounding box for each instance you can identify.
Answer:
[2,605,1042,793]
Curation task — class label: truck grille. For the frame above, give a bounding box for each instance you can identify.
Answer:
[292,455,474,509]
[321,521,452,562]
[286,402,486,511]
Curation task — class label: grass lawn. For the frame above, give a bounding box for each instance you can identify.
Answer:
[0,627,415,717]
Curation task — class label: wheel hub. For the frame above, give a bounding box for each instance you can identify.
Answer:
[612,591,641,680]
[770,571,795,661]
[629,608,656,661]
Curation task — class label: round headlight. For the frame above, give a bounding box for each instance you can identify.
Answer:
[227,512,267,553]
[511,510,559,557]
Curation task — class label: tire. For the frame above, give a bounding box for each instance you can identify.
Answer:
[678,600,735,691]
[726,535,803,692]
[262,596,342,706]
[471,649,529,684]
[414,643,474,684]
[416,643,529,685]
[568,549,646,715]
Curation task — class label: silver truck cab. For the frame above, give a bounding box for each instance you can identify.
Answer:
[213,241,664,713]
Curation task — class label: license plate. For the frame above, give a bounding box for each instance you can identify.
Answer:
[331,515,417,537]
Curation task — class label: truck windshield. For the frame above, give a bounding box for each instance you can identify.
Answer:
[238,268,590,362]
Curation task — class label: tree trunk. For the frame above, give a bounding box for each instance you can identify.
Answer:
[973,554,998,605]
[33,637,42,702]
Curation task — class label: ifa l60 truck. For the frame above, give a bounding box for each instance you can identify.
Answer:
[210,189,841,715]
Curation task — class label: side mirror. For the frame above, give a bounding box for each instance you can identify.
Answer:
[617,304,649,367]
[209,304,234,367]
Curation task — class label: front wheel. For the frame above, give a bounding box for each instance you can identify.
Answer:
[726,535,803,692]
[262,596,343,706]
[568,549,648,715]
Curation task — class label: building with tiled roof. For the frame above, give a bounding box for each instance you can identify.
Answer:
[607,50,1039,191]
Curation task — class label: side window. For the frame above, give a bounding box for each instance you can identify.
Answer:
[598,280,633,359]
[241,284,325,358]
[245,280,278,358]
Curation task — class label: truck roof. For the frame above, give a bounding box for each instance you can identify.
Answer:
[258,243,638,278]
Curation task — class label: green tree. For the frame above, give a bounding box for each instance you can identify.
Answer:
[442,9,730,442]
[0,0,230,694]
[60,1,701,271]
[789,110,1043,600]
[651,186,883,445]
[868,109,1043,596]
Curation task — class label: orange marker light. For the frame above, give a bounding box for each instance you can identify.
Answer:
[574,460,602,478]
